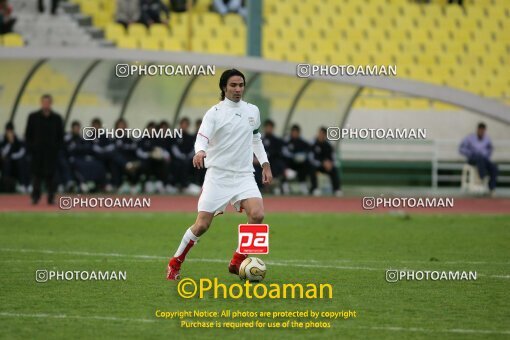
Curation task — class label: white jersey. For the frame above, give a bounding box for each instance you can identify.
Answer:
[194,98,268,173]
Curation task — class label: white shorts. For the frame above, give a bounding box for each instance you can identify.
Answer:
[198,167,262,216]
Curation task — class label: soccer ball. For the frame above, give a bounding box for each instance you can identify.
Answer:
[239,257,266,282]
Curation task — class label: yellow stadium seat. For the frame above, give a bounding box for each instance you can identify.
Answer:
[172,13,189,26]
[116,36,138,49]
[194,0,211,12]
[80,1,100,15]
[128,23,148,38]
[3,33,24,47]
[149,23,169,37]
[105,23,125,42]
[140,37,161,50]
[224,13,243,26]
[202,13,222,27]
[93,12,113,29]
[162,38,186,51]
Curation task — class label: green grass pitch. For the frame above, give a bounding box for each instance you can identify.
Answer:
[0,212,509,339]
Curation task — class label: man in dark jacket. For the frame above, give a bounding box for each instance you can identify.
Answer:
[309,127,342,196]
[140,0,169,26]
[24,94,63,204]
[171,117,200,194]
[282,124,312,195]
[1,122,29,192]
[65,120,106,193]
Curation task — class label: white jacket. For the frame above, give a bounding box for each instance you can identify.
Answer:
[195,98,269,173]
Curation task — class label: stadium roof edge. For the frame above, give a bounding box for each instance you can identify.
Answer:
[1,47,508,124]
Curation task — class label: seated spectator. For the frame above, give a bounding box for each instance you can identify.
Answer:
[38,0,59,15]
[282,124,312,195]
[0,0,16,34]
[212,0,246,20]
[255,119,286,193]
[89,118,116,191]
[171,117,201,195]
[136,121,172,193]
[116,0,140,29]
[140,0,170,27]
[56,134,74,193]
[309,127,342,197]
[0,122,29,192]
[65,120,107,193]
[112,118,141,192]
[459,122,498,195]
[170,0,196,12]
[448,0,463,6]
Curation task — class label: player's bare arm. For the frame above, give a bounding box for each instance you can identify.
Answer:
[193,150,206,169]
[261,162,273,184]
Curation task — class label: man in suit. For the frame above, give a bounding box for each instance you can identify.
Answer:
[25,94,64,204]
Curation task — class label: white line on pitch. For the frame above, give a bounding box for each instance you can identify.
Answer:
[1,247,507,266]
[0,312,154,323]
[348,325,510,335]
[0,248,508,279]
[1,312,509,335]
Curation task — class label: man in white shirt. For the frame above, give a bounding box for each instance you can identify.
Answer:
[167,69,273,280]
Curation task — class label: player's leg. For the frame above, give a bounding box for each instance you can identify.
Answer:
[486,159,498,192]
[167,211,214,280]
[228,198,265,275]
[240,197,265,223]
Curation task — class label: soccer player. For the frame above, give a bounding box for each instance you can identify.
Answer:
[166,69,273,280]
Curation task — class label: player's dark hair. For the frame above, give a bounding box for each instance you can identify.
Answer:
[264,119,275,127]
[71,120,81,128]
[91,118,102,126]
[41,94,52,101]
[159,120,170,129]
[115,118,126,128]
[5,121,14,131]
[291,124,301,133]
[180,117,190,125]
[219,69,245,100]
[319,126,327,134]
[478,122,486,129]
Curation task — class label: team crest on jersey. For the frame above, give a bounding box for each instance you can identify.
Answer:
[248,117,255,126]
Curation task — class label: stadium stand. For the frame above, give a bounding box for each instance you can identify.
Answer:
[56,0,510,110]
[7,0,99,47]
[1,0,509,195]
[6,0,506,106]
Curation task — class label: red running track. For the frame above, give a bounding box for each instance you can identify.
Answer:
[0,194,508,214]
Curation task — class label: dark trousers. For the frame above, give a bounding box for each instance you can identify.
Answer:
[140,159,170,184]
[38,0,59,14]
[173,158,193,188]
[30,152,58,203]
[310,166,341,192]
[1,157,30,192]
[468,154,498,190]
[0,18,16,34]
[32,174,55,203]
[72,157,107,188]
[286,160,311,182]
[194,167,206,186]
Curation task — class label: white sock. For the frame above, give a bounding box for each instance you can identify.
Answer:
[174,227,199,260]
